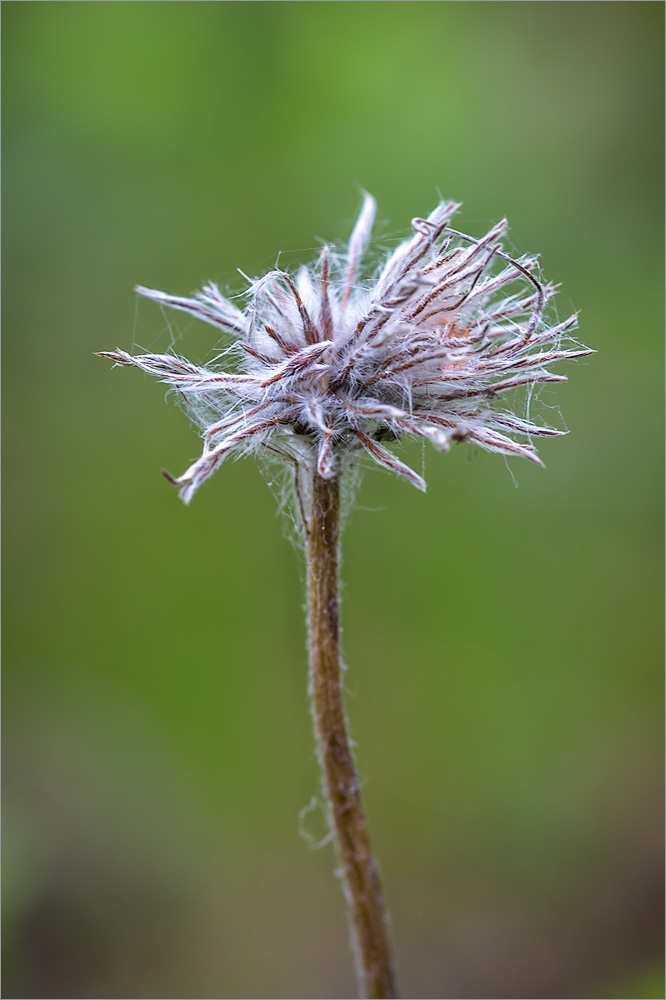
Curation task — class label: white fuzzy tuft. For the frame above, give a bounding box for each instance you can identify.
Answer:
[100,198,592,503]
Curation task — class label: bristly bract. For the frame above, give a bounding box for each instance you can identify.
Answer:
[99,195,592,503]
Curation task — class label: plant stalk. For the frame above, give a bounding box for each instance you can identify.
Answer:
[306,470,398,999]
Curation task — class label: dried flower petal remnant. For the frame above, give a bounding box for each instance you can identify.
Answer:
[100,196,591,503]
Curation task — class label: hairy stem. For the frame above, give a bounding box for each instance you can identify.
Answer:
[306,471,398,999]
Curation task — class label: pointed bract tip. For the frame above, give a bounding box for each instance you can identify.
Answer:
[161,469,179,486]
[96,350,126,365]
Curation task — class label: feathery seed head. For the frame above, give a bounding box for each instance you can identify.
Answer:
[99,196,592,504]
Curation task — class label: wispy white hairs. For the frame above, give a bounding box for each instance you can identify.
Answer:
[100,196,591,505]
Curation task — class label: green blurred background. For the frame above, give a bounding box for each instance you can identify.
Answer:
[3,3,663,998]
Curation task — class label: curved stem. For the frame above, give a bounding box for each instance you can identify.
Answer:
[306,471,398,999]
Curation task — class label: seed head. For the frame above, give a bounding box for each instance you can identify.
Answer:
[99,196,592,503]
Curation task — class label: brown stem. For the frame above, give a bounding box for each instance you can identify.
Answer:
[306,471,398,999]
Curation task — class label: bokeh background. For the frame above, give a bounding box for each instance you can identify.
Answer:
[3,3,663,998]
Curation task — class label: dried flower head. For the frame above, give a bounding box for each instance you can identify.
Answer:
[100,196,591,504]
